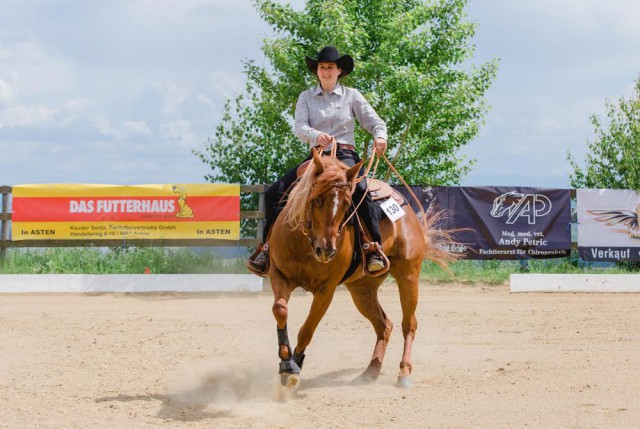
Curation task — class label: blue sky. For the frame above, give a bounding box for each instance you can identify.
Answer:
[1,0,639,188]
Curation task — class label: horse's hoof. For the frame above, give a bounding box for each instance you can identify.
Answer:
[397,375,413,389]
[280,372,300,389]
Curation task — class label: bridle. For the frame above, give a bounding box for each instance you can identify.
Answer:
[301,178,352,247]
[301,139,428,248]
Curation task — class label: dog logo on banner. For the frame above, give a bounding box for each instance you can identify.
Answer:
[172,185,195,218]
[490,191,552,225]
[587,205,640,238]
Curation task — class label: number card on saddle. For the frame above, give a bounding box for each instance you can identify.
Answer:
[368,178,409,221]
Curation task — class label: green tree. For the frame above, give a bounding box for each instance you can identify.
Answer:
[568,76,640,190]
[195,0,498,203]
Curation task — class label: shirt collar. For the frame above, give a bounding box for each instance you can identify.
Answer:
[313,83,343,96]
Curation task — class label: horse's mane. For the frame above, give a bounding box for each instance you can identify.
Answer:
[284,156,349,229]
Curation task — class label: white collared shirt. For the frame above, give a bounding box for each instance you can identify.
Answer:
[294,83,388,150]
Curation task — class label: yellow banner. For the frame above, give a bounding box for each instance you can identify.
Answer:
[12,184,240,241]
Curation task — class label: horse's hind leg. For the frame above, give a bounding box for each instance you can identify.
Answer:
[345,277,391,382]
[390,261,421,388]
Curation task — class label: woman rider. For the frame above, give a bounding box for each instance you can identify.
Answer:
[247,46,388,276]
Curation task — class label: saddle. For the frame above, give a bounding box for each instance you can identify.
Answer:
[367,178,405,205]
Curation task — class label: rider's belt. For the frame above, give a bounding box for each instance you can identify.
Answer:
[322,144,354,152]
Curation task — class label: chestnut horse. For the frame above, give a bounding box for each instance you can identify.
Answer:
[267,148,450,388]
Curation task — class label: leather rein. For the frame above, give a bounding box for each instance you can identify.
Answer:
[322,139,428,233]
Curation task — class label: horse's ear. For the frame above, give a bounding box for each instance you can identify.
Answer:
[312,147,324,174]
[346,159,364,186]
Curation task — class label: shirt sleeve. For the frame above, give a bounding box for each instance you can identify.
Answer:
[294,91,322,147]
[352,89,388,141]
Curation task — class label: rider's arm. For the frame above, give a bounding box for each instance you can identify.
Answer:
[294,90,322,148]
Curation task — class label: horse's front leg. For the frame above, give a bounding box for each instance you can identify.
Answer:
[292,288,336,370]
[275,323,303,387]
[274,288,336,387]
[271,276,301,387]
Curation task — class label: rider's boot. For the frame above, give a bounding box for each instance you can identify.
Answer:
[367,252,386,272]
[247,243,269,277]
[363,242,390,276]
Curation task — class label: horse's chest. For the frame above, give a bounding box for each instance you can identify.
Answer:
[276,258,348,292]
[282,267,333,291]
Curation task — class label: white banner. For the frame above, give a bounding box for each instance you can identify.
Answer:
[577,189,640,261]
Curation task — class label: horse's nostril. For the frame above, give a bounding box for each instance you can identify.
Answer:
[315,247,322,257]
[329,249,336,259]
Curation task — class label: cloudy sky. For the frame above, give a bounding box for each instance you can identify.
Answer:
[1,0,639,188]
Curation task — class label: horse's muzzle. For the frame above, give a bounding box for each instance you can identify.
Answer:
[314,243,337,262]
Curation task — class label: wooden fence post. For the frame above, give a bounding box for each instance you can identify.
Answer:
[257,187,265,243]
[0,186,10,266]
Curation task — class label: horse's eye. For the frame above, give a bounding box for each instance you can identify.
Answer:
[314,196,324,207]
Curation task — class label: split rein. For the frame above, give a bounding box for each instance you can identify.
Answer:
[324,140,428,233]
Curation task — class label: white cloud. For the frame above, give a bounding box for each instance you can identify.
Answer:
[159,119,201,150]
[529,95,601,135]
[122,120,152,136]
[206,71,247,100]
[0,40,45,63]
[0,78,13,107]
[195,94,215,110]
[479,0,640,37]
[160,119,190,138]
[539,0,640,38]
[1,105,55,127]
[158,82,187,116]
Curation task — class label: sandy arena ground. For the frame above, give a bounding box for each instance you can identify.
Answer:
[1,281,640,429]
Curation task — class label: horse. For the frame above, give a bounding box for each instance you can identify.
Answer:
[266,148,452,388]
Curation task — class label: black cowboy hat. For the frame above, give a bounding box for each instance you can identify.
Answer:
[305,46,354,78]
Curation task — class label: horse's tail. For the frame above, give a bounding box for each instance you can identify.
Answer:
[420,209,463,273]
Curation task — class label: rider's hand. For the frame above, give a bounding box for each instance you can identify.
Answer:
[373,138,387,155]
[317,133,334,149]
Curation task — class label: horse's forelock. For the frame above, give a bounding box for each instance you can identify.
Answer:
[309,162,348,199]
[284,157,349,228]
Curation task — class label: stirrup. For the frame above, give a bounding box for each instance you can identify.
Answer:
[368,254,385,272]
[246,243,270,277]
[363,242,390,277]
